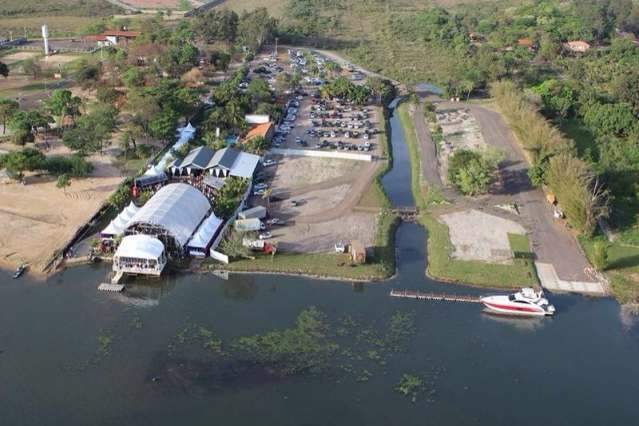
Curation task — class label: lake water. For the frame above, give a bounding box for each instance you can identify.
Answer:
[2,101,639,426]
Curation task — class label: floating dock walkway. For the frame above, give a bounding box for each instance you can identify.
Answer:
[98,283,125,292]
[390,289,481,303]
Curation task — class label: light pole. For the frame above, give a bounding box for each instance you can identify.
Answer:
[274,37,278,59]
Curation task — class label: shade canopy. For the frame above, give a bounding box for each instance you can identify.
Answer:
[127,183,210,247]
[102,201,141,237]
[187,213,224,250]
[115,235,165,260]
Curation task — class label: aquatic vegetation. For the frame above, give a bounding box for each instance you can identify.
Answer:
[198,327,223,354]
[396,374,424,403]
[385,311,416,352]
[231,307,339,375]
[97,334,113,356]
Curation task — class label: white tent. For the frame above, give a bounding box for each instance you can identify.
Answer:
[115,235,165,260]
[127,183,210,247]
[101,201,141,237]
[187,213,224,253]
[145,123,196,177]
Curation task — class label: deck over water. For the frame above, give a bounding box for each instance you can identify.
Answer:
[390,289,481,303]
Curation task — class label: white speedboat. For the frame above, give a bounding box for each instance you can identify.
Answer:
[480,288,555,317]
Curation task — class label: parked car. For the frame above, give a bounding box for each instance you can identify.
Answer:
[335,242,346,253]
[263,159,277,167]
[253,189,266,196]
[259,232,273,240]
[253,183,269,191]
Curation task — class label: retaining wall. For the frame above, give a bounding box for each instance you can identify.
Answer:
[270,148,373,162]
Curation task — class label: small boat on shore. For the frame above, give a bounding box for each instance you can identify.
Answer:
[480,288,555,317]
[13,264,27,279]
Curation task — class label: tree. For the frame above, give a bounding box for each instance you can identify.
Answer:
[45,89,82,127]
[8,110,53,145]
[193,9,239,44]
[122,67,146,89]
[544,153,608,235]
[243,136,269,155]
[237,8,277,51]
[76,62,102,92]
[149,108,179,141]
[534,79,576,120]
[246,79,272,106]
[447,149,497,195]
[612,71,639,114]
[0,98,19,135]
[22,58,41,80]
[0,148,45,178]
[0,61,9,78]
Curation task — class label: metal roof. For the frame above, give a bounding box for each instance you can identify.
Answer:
[209,147,240,170]
[230,151,261,179]
[128,183,210,246]
[178,146,215,170]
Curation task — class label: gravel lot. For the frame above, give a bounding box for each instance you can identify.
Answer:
[252,155,379,254]
[440,209,526,263]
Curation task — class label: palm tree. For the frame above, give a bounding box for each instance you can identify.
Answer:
[261,188,273,210]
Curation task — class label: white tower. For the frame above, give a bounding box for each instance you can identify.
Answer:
[41,24,49,56]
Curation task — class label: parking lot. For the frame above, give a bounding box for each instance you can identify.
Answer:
[239,48,384,253]
[273,96,382,156]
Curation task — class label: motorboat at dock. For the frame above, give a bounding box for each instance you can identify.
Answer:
[480,288,555,317]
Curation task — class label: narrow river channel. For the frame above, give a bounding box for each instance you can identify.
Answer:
[1,101,639,426]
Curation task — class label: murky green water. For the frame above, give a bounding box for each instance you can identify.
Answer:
[2,100,638,425]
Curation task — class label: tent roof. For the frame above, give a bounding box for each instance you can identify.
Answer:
[187,214,223,249]
[101,201,140,237]
[115,235,164,260]
[128,183,210,246]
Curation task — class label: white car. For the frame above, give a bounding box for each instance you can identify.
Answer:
[253,183,268,191]
[335,242,346,253]
[263,159,277,167]
[259,232,272,240]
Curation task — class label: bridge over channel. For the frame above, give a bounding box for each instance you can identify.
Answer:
[392,207,418,222]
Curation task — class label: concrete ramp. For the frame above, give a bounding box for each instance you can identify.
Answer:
[535,262,607,296]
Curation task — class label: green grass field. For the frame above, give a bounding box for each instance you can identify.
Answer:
[580,235,639,303]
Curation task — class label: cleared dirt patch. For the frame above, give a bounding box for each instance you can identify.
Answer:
[259,155,379,254]
[271,156,364,189]
[0,148,122,275]
[1,51,39,64]
[274,212,377,253]
[440,209,526,263]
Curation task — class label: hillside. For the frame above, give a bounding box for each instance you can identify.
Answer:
[0,0,122,17]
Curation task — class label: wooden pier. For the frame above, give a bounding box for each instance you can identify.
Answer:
[98,283,125,292]
[390,289,481,303]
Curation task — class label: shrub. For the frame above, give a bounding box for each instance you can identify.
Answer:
[56,174,70,188]
[448,149,497,196]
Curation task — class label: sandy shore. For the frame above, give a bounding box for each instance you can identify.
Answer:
[0,147,122,275]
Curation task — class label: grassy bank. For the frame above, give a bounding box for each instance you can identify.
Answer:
[397,101,538,288]
[580,235,639,303]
